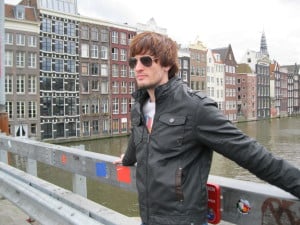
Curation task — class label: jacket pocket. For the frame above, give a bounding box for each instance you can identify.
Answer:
[155,113,187,150]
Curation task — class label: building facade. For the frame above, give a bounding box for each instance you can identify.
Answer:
[4,4,40,139]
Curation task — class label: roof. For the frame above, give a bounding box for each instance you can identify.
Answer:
[5,4,38,22]
[236,63,253,73]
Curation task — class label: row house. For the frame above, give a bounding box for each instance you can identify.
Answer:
[281,64,300,115]
[77,17,137,138]
[178,46,190,84]
[236,63,257,121]
[270,61,288,117]
[189,38,207,92]
[206,49,225,112]
[4,4,40,139]
[213,45,238,121]
[109,27,136,135]
[38,5,80,140]
[256,56,271,119]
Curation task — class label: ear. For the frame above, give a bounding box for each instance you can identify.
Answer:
[163,66,171,72]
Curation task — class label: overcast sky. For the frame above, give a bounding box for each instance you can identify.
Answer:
[5,0,300,65]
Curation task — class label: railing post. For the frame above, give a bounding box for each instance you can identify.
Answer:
[0,148,8,164]
[72,145,87,197]
[0,112,9,164]
[26,158,37,176]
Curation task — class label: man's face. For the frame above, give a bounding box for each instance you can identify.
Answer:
[129,55,170,90]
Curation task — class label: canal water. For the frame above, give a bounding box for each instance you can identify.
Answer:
[13,117,300,217]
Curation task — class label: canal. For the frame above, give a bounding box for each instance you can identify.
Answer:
[13,116,300,217]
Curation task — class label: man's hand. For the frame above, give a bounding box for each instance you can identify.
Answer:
[113,153,125,164]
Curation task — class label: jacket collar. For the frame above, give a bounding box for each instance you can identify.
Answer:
[132,77,180,104]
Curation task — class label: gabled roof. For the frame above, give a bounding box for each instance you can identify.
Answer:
[5,3,38,22]
[236,63,253,73]
[212,44,236,64]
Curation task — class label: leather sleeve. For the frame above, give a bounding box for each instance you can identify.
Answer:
[194,96,300,199]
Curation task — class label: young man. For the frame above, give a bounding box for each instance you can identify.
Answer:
[114,31,300,225]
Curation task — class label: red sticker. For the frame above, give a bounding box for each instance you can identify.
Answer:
[61,154,67,164]
[116,166,131,184]
[207,183,221,224]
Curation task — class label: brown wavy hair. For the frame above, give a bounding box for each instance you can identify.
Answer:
[129,32,179,79]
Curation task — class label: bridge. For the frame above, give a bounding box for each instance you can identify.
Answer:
[0,133,299,225]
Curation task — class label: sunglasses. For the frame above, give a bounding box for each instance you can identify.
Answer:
[128,56,158,69]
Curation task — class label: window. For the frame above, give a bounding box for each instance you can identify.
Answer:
[120,32,127,45]
[54,59,64,72]
[91,27,98,41]
[112,48,118,60]
[42,37,52,52]
[91,100,99,113]
[111,31,118,44]
[16,52,25,68]
[28,76,36,94]
[101,81,109,94]
[112,119,119,133]
[101,64,108,76]
[120,65,127,77]
[112,64,119,77]
[91,63,99,75]
[81,80,89,93]
[81,26,89,39]
[121,81,127,93]
[41,97,52,116]
[82,101,89,114]
[112,81,119,94]
[103,119,109,133]
[67,41,76,55]
[121,98,127,114]
[100,29,109,42]
[5,51,13,67]
[41,57,52,71]
[17,101,25,118]
[81,44,89,57]
[16,75,25,93]
[91,80,99,91]
[6,102,13,119]
[15,5,25,19]
[28,101,37,118]
[81,63,89,75]
[112,98,119,114]
[120,49,127,61]
[16,34,25,46]
[54,40,64,53]
[91,45,98,58]
[102,98,109,113]
[66,22,76,37]
[28,36,37,47]
[54,20,64,35]
[100,46,108,59]
[92,120,99,134]
[129,82,135,94]
[5,33,13,44]
[5,75,13,93]
[42,18,51,33]
[67,59,76,73]
[28,53,37,68]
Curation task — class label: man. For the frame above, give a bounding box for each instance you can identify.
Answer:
[114,31,300,225]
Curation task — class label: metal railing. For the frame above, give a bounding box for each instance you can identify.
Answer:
[0,133,299,225]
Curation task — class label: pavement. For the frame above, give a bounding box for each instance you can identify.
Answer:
[0,195,40,225]
[0,195,234,225]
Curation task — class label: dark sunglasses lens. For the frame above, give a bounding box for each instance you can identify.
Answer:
[140,56,153,67]
[129,57,137,68]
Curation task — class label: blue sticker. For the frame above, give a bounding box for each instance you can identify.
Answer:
[96,162,107,177]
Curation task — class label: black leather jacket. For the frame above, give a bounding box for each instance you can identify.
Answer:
[122,77,300,225]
